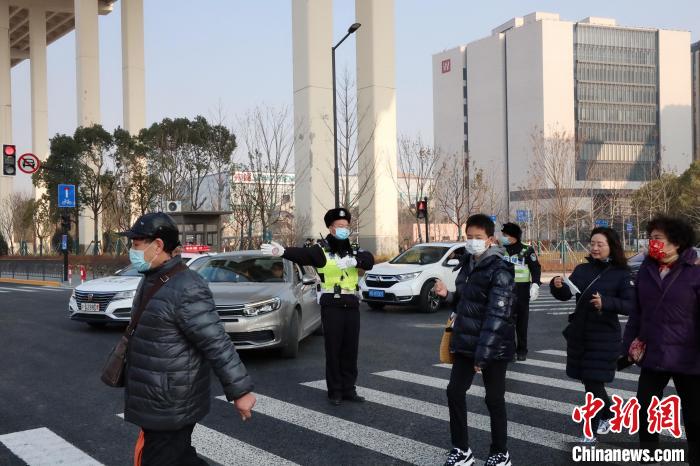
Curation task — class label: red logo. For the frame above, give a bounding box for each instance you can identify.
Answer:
[572,392,604,439]
[441,59,451,74]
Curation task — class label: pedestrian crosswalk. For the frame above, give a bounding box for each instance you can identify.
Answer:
[1,348,685,466]
[0,285,70,294]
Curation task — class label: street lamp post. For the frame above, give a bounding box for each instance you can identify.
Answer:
[332,22,361,208]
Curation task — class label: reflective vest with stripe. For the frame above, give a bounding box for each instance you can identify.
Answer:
[504,244,532,283]
[316,250,359,292]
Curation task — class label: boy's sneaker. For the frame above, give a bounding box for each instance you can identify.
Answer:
[485,451,512,466]
[596,419,612,435]
[579,435,597,444]
[444,447,475,466]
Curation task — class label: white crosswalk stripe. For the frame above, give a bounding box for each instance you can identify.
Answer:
[215,394,448,465]
[0,427,104,465]
[115,414,298,466]
[3,346,686,465]
[302,380,578,451]
[0,285,69,293]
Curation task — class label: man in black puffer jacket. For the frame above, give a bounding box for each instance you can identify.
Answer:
[434,214,515,466]
[120,213,256,465]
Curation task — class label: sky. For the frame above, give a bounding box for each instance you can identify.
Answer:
[8,0,700,194]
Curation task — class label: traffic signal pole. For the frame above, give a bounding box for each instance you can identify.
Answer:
[424,197,429,243]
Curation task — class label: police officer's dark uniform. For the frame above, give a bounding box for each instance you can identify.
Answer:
[501,222,541,361]
[267,208,374,405]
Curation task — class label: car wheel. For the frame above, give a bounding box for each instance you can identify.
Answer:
[87,322,106,328]
[419,280,440,313]
[280,309,301,359]
[367,302,385,311]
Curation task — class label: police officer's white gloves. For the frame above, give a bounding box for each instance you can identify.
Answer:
[530,283,540,302]
[260,241,285,257]
[336,256,357,270]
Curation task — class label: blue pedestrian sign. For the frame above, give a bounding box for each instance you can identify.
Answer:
[58,184,76,208]
[61,234,68,251]
[595,219,609,228]
[626,223,633,232]
[516,209,530,223]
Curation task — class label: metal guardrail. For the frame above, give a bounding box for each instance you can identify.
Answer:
[0,260,64,282]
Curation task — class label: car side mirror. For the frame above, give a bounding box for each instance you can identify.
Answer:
[302,274,316,286]
[446,259,460,266]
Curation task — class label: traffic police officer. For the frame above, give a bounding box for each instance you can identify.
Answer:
[261,207,374,405]
[500,222,541,361]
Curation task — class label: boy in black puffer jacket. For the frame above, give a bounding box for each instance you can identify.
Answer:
[434,214,515,466]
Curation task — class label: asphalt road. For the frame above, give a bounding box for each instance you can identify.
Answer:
[0,283,687,466]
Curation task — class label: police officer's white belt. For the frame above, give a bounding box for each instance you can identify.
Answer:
[321,290,357,295]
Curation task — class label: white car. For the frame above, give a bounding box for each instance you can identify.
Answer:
[359,242,466,313]
[68,253,211,327]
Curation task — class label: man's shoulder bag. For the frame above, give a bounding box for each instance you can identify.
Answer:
[100,262,188,387]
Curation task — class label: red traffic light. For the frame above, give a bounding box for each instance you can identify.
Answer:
[3,144,15,156]
[416,200,427,219]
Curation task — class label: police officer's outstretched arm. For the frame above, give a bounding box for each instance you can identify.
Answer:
[175,275,256,419]
[261,241,327,268]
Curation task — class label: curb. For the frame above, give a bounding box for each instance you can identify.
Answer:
[0,278,62,287]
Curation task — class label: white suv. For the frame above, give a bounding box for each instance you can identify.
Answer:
[359,242,466,313]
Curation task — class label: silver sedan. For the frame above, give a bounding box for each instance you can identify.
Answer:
[190,251,323,358]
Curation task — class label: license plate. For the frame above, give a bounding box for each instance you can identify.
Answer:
[81,303,100,312]
[368,290,385,298]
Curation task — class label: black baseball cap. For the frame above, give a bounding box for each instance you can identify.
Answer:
[120,212,181,250]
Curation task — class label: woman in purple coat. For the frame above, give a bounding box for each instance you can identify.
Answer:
[623,216,700,465]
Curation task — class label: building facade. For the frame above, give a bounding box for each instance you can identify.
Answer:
[693,40,700,162]
[433,12,693,216]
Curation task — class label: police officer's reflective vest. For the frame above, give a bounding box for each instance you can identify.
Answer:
[504,244,532,283]
[316,250,359,292]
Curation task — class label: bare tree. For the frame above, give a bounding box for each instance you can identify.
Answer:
[529,127,591,240]
[237,105,295,239]
[433,158,490,240]
[395,136,438,242]
[0,193,28,254]
[142,118,191,210]
[31,196,55,256]
[207,104,238,212]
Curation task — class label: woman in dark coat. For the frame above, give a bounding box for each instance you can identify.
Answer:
[551,227,635,441]
[622,216,700,465]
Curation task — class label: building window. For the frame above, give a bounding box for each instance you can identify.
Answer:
[574,24,659,182]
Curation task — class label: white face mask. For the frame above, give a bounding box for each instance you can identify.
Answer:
[465,239,488,256]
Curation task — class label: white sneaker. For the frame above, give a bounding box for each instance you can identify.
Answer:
[597,419,612,435]
[444,447,475,466]
[579,434,597,444]
[485,451,512,466]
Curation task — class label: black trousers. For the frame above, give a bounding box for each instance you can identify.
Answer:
[513,283,530,356]
[142,424,208,466]
[636,368,700,465]
[320,295,360,398]
[446,353,508,455]
[582,380,613,429]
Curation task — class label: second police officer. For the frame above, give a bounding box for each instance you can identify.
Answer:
[500,222,542,361]
[260,207,374,405]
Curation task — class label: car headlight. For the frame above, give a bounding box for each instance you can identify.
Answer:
[397,272,421,282]
[243,297,282,317]
[113,290,136,300]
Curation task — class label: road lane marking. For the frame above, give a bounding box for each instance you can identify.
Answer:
[0,427,103,466]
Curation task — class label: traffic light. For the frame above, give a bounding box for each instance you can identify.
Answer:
[3,144,16,176]
[61,215,71,232]
[416,199,427,219]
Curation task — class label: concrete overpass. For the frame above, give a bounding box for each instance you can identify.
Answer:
[1,0,145,248]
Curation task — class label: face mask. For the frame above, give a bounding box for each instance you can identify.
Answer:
[465,239,488,256]
[500,236,511,246]
[333,227,350,241]
[129,242,156,272]
[648,239,666,261]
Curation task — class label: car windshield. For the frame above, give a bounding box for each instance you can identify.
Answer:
[390,246,449,265]
[116,265,140,277]
[191,256,286,283]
